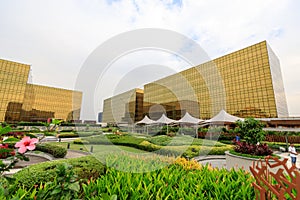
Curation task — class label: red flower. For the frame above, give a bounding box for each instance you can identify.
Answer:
[0,144,14,158]
[15,136,38,154]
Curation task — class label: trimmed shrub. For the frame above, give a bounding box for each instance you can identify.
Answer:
[147,135,172,146]
[59,129,74,133]
[77,131,102,137]
[13,156,106,189]
[73,138,89,145]
[57,133,79,138]
[17,122,44,126]
[36,143,67,158]
[138,141,161,151]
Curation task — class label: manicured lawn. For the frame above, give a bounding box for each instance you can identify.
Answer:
[46,142,147,153]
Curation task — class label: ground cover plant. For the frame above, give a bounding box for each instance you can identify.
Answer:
[1,153,255,199]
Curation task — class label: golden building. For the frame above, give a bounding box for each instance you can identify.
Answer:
[0,59,82,123]
[0,59,30,122]
[102,89,143,124]
[143,41,288,119]
[102,41,288,122]
[20,84,82,122]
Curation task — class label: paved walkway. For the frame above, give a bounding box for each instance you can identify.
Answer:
[193,151,300,170]
[4,150,89,175]
[194,155,226,169]
[5,148,300,175]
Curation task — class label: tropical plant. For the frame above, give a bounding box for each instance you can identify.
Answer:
[234,118,272,156]
[48,164,80,199]
[0,124,38,176]
[43,118,63,132]
[235,118,266,145]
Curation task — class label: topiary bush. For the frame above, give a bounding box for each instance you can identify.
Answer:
[35,143,67,158]
[13,156,106,189]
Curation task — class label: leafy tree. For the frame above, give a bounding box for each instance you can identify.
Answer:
[235,118,265,145]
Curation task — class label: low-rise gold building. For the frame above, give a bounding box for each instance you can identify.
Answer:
[102,89,143,124]
[102,41,288,123]
[0,59,82,122]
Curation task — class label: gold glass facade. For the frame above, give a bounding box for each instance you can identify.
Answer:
[21,84,82,122]
[0,59,30,122]
[0,59,82,122]
[144,41,288,119]
[102,89,144,124]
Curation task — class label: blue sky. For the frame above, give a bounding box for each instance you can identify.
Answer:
[0,0,299,119]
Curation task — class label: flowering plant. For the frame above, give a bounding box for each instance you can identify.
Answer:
[234,118,272,156]
[0,125,38,176]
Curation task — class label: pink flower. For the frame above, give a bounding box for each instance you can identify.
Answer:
[15,136,38,154]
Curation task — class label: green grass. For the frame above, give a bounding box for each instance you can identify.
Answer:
[46,142,147,154]
[147,135,227,147]
[86,144,148,154]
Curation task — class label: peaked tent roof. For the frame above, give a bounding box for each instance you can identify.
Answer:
[177,112,204,124]
[156,114,177,124]
[135,115,156,125]
[206,110,244,123]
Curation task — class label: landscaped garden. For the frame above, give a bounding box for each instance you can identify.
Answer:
[0,118,299,199]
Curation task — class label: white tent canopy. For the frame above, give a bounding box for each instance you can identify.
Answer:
[206,109,244,123]
[156,114,177,124]
[135,115,156,125]
[177,112,204,124]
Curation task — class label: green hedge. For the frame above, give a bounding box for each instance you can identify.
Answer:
[84,134,144,147]
[147,135,227,147]
[17,122,44,126]
[57,132,101,138]
[13,156,106,189]
[77,131,102,137]
[36,143,67,158]
[57,133,79,138]
[73,138,89,144]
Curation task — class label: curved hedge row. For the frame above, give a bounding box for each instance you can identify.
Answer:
[84,134,233,158]
[13,156,106,189]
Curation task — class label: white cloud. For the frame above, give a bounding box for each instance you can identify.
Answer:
[0,0,299,119]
